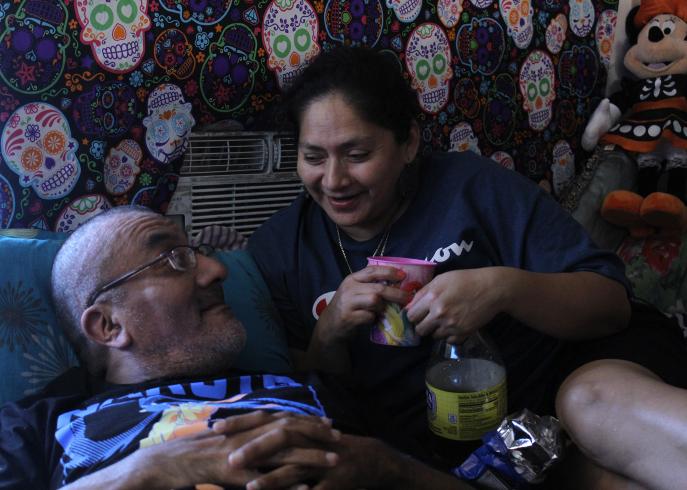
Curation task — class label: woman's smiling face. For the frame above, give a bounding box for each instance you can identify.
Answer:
[297,92,419,241]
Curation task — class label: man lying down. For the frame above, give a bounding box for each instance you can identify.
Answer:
[0,206,474,490]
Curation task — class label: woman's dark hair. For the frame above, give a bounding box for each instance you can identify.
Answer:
[282,46,420,143]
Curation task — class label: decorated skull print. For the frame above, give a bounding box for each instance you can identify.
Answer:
[437,0,463,29]
[201,23,259,113]
[551,139,575,196]
[457,17,505,76]
[55,194,112,232]
[470,0,493,7]
[1,102,80,200]
[405,23,452,114]
[518,50,555,132]
[386,0,421,23]
[142,83,195,164]
[0,175,15,228]
[449,122,481,154]
[568,0,594,38]
[104,139,142,195]
[262,0,320,91]
[499,0,533,49]
[72,81,138,137]
[158,0,232,25]
[545,13,568,55]
[595,9,617,69]
[483,73,517,146]
[490,150,515,170]
[559,45,597,97]
[454,77,480,118]
[154,28,195,80]
[324,0,384,46]
[0,0,70,94]
[74,0,152,74]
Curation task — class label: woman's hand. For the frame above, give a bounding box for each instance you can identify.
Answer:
[303,266,410,373]
[405,268,505,344]
[316,266,410,345]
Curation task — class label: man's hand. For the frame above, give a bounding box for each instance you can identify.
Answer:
[62,411,341,490]
[243,434,476,490]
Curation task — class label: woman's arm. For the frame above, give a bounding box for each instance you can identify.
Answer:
[496,268,630,339]
[408,267,630,343]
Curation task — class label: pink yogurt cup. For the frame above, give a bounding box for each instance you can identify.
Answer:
[366,256,437,346]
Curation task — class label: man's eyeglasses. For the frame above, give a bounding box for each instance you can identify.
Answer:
[86,245,215,307]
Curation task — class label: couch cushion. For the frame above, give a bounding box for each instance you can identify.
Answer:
[0,230,291,405]
[617,233,687,324]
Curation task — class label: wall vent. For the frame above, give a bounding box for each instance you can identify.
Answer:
[167,131,302,237]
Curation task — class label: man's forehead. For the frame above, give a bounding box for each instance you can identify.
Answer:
[114,214,187,252]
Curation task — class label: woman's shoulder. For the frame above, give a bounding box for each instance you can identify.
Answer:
[426,150,530,187]
[249,192,326,249]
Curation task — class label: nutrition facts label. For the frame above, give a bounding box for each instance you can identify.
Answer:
[426,379,507,441]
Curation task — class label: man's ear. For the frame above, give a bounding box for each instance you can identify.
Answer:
[81,305,131,349]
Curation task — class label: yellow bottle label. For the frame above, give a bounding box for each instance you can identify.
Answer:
[426,379,507,441]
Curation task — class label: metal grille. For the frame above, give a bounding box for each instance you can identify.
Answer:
[168,131,302,237]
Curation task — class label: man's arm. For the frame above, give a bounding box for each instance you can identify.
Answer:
[236,434,475,490]
[62,412,340,490]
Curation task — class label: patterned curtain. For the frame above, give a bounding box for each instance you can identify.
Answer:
[0,0,619,230]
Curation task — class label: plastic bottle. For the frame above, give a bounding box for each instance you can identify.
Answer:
[425,333,507,461]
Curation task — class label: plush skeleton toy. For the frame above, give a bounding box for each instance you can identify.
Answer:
[582,0,687,237]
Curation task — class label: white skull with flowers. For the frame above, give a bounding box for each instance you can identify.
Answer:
[546,13,568,54]
[386,0,421,23]
[405,23,452,114]
[569,0,595,38]
[262,0,320,91]
[518,50,555,132]
[449,122,481,154]
[1,102,80,199]
[55,194,112,233]
[143,84,195,164]
[75,0,151,74]
[499,0,533,49]
[551,140,575,196]
[437,0,463,29]
[595,9,617,69]
[105,139,142,195]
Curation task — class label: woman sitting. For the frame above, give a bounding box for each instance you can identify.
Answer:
[248,46,687,489]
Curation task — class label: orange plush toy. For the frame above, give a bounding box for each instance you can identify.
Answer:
[582,0,687,237]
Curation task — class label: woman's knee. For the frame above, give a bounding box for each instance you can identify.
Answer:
[555,359,657,437]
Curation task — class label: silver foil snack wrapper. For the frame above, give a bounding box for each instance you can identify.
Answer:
[497,408,567,483]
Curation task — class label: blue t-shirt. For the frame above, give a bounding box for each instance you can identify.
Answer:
[249,151,629,455]
[0,367,356,489]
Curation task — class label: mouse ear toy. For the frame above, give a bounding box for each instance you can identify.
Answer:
[582,0,687,238]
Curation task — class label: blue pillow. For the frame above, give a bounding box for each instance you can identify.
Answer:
[214,249,292,373]
[0,230,291,405]
[0,229,76,405]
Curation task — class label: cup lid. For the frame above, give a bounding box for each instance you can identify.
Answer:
[367,256,436,267]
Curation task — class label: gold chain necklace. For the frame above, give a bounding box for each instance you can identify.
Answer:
[335,224,391,275]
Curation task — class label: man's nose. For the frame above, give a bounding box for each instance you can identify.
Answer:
[195,253,228,285]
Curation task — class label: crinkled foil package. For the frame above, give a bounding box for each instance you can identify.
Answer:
[497,408,567,483]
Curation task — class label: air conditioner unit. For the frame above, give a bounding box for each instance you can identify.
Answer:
[167,131,303,238]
